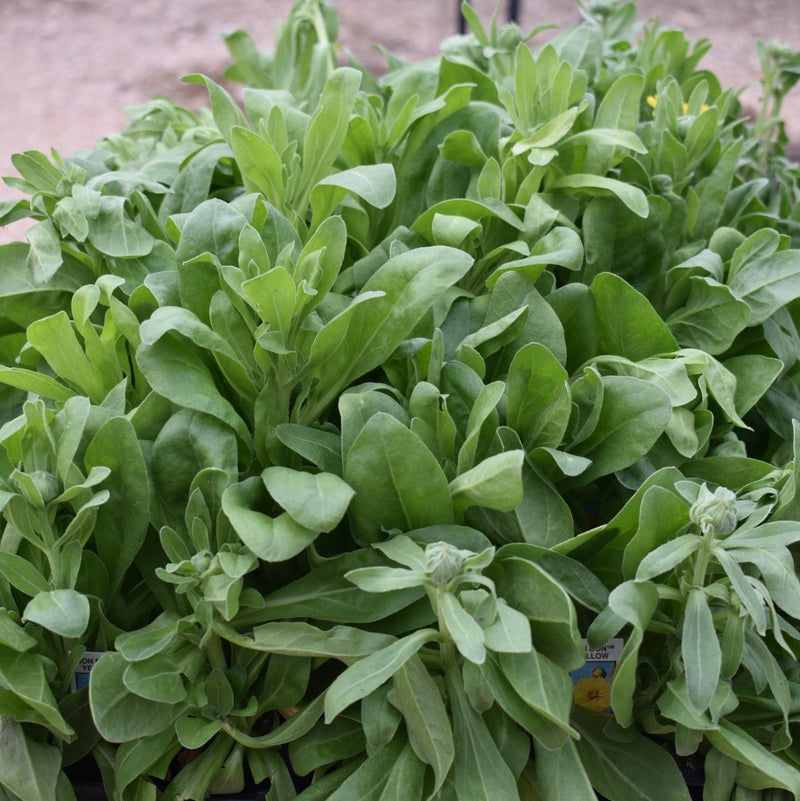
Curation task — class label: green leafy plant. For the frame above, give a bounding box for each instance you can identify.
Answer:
[1,1,800,799]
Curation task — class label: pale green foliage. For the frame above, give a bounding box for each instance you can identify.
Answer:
[0,1,800,799]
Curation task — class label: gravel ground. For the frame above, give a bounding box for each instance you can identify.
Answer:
[1,0,799,242]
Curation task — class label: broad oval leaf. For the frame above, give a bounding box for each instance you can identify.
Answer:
[449,450,525,516]
[90,653,181,743]
[261,466,354,532]
[223,477,320,562]
[572,375,672,485]
[551,173,649,218]
[23,589,90,639]
[345,413,453,541]
[0,717,61,801]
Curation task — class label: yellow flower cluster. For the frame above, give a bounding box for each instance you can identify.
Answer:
[646,95,710,114]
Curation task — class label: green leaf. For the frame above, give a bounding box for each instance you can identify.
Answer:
[572,375,672,485]
[22,590,90,639]
[27,311,110,403]
[487,227,583,288]
[25,220,63,281]
[590,272,678,361]
[303,246,473,417]
[137,336,250,446]
[634,534,701,581]
[728,249,800,325]
[487,557,584,670]
[534,737,596,801]
[289,716,366,777]
[449,451,525,516]
[311,164,396,223]
[84,416,150,593]
[484,601,532,654]
[725,354,783,418]
[257,550,424,623]
[573,710,692,801]
[0,552,50,597]
[345,413,453,541]
[496,543,609,612]
[223,477,319,562]
[446,670,520,801]
[114,729,178,797]
[499,648,575,734]
[361,684,402,751]
[175,714,221,749]
[326,739,424,801]
[706,720,800,796]
[388,656,454,796]
[0,648,72,737]
[479,654,573,750]
[0,367,74,404]
[345,565,425,593]
[729,546,800,618]
[251,622,393,659]
[123,655,187,705]
[115,612,181,662]
[619,486,691,581]
[667,277,750,354]
[90,653,181,743]
[440,590,486,664]
[682,587,722,713]
[701,748,737,801]
[656,677,734,731]
[297,67,362,207]
[583,73,644,175]
[324,628,439,722]
[182,73,248,146]
[551,174,649,217]
[0,610,36,652]
[589,581,658,727]
[87,196,155,258]
[261,466,354,532]
[227,694,326,750]
[275,424,342,474]
[0,717,60,801]
[258,653,311,710]
[507,343,570,450]
[230,126,285,209]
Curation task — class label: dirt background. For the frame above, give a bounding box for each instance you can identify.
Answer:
[2,0,799,243]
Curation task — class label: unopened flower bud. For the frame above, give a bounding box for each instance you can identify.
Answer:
[424,541,471,585]
[689,484,738,536]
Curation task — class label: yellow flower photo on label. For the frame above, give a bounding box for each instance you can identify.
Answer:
[573,675,613,713]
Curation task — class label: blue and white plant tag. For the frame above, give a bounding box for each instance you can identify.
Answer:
[71,651,104,692]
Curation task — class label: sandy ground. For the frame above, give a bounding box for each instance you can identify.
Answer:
[1,0,799,243]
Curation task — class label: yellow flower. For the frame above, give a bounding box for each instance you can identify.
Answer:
[573,675,612,712]
[647,94,710,114]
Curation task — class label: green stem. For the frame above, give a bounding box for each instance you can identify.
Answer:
[691,523,716,590]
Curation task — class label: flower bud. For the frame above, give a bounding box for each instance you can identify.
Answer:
[424,541,472,585]
[689,484,738,536]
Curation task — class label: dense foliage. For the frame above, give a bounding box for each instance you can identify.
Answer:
[1,1,800,799]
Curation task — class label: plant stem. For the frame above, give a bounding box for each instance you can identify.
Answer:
[691,523,716,589]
